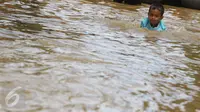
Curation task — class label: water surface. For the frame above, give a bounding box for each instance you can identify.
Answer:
[0,0,200,112]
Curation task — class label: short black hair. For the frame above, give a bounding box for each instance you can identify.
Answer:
[149,2,165,16]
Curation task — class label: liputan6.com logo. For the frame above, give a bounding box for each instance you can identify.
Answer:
[0,86,25,110]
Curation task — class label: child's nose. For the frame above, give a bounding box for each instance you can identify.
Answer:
[152,16,156,20]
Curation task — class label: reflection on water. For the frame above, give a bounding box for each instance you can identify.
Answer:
[0,0,200,112]
[11,20,43,33]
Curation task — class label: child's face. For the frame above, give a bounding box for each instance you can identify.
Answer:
[148,9,163,27]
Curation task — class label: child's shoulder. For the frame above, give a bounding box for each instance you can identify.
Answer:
[141,17,149,27]
[159,20,166,31]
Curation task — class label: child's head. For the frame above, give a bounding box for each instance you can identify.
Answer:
[148,2,164,27]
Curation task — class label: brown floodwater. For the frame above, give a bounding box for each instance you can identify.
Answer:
[0,0,200,112]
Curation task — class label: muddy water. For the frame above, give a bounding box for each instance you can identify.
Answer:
[0,0,200,112]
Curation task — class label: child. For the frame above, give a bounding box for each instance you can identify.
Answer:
[141,2,166,31]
